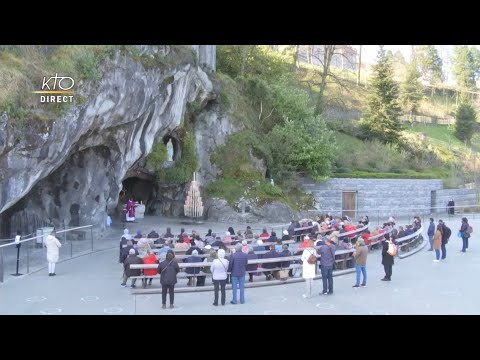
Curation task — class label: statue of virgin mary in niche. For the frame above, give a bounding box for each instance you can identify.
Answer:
[166,138,174,162]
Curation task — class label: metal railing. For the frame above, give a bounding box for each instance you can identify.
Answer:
[307,204,480,226]
[0,224,96,283]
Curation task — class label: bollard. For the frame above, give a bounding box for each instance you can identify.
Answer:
[11,243,23,276]
[26,242,30,273]
[70,241,73,258]
[90,227,94,252]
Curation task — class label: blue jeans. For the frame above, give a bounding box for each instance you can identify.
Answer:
[435,249,440,260]
[231,276,245,304]
[441,243,447,259]
[320,266,334,293]
[428,235,433,250]
[461,236,469,252]
[355,265,367,286]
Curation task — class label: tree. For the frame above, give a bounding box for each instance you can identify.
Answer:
[454,98,477,143]
[357,45,362,86]
[400,61,424,114]
[304,45,355,115]
[360,46,402,144]
[416,45,443,84]
[452,46,477,88]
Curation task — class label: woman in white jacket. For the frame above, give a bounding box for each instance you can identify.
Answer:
[210,248,229,306]
[44,231,62,276]
[301,240,317,298]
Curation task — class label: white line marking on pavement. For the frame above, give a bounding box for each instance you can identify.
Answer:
[104,307,123,314]
[316,303,334,310]
[40,308,62,314]
[26,296,47,302]
[81,296,99,302]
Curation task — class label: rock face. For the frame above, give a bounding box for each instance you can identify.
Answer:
[0,45,218,234]
[205,198,298,224]
[194,109,243,184]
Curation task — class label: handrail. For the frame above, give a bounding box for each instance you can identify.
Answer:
[0,225,95,249]
[395,226,423,244]
[306,204,480,213]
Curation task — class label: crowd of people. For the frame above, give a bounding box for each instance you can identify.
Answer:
[116,213,473,308]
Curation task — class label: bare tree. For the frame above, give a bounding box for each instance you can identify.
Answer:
[357,45,362,86]
[306,45,353,115]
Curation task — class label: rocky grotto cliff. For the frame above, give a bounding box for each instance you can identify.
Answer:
[0,45,228,234]
[0,45,305,237]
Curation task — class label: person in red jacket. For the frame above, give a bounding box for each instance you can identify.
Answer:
[142,251,159,288]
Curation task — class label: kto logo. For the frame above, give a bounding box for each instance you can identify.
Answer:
[33,73,75,103]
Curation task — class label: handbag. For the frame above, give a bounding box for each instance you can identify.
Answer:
[457,231,462,238]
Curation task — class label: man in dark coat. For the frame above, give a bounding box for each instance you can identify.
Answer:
[158,250,180,309]
[438,219,451,259]
[279,244,293,277]
[427,218,435,251]
[262,245,279,280]
[121,248,143,288]
[228,243,249,304]
[381,235,395,281]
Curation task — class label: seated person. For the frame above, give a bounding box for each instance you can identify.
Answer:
[193,235,204,249]
[300,235,311,249]
[275,239,283,252]
[228,226,235,236]
[315,236,326,247]
[174,238,190,252]
[185,250,205,286]
[254,239,267,252]
[223,231,232,244]
[397,226,406,239]
[181,233,191,245]
[142,251,158,288]
[147,229,160,238]
[241,240,250,254]
[267,231,278,243]
[211,237,224,248]
[134,230,143,239]
[361,229,371,246]
[279,244,292,277]
[157,240,173,256]
[186,242,204,256]
[244,226,254,239]
[204,229,214,244]
[162,227,174,239]
[281,230,290,241]
[246,248,258,282]
[259,228,270,239]
[262,245,279,280]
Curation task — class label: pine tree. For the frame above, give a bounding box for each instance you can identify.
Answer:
[401,61,424,114]
[454,98,477,143]
[361,46,402,144]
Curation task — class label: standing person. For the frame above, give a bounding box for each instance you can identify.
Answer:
[352,239,368,288]
[432,224,443,262]
[45,230,62,276]
[227,243,249,304]
[318,236,336,295]
[126,196,137,222]
[438,220,451,260]
[427,218,435,251]
[301,239,317,298]
[210,249,229,306]
[460,217,470,253]
[381,235,395,281]
[158,250,180,309]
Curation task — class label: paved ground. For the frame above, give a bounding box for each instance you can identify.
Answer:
[1,215,479,315]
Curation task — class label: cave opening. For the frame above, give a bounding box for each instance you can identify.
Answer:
[119,177,157,216]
